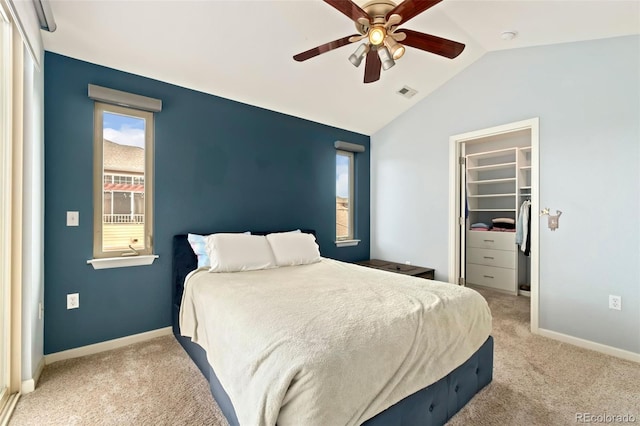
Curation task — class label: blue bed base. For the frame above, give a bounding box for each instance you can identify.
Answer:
[172,233,493,426]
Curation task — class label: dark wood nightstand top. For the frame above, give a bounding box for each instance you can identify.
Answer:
[356,259,435,280]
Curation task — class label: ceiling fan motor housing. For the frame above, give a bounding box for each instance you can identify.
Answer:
[355,0,397,34]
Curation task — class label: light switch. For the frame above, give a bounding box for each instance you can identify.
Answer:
[67,211,79,227]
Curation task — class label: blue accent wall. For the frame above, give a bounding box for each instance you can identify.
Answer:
[44,52,370,354]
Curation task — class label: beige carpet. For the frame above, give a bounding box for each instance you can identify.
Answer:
[10,335,226,426]
[10,288,640,425]
[448,288,640,425]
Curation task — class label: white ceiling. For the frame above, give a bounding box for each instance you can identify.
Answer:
[42,0,640,135]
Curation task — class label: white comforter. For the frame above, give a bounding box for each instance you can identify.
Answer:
[180,258,491,426]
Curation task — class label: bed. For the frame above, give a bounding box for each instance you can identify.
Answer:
[172,230,493,426]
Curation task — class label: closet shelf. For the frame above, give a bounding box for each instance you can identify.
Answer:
[467,193,516,198]
[466,147,516,160]
[467,178,516,185]
[520,186,531,190]
[468,208,517,212]
[519,166,532,170]
[467,162,516,172]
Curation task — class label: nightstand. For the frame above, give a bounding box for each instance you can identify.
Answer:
[356,259,435,280]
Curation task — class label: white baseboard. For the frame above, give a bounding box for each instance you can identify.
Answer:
[20,379,34,394]
[537,328,640,363]
[44,326,173,365]
[20,356,45,394]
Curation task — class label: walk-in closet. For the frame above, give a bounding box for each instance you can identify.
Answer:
[463,129,533,296]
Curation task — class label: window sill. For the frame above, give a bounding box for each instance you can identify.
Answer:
[335,239,361,248]
[87,255,159,270]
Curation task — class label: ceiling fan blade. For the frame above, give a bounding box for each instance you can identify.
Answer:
[324,0,371,24]
[293,35,359,62]
[363,49,381,83]
[400,29,465,59]
[386,0,443,26]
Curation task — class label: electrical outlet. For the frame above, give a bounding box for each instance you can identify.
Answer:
[609,295,621,311]
[67,293,79,310]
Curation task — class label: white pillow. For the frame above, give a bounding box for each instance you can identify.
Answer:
[266,232,320,267]
[205,233,276,272]
[188,231,250,268]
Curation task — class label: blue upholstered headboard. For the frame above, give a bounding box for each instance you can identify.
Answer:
[172,230,316,305]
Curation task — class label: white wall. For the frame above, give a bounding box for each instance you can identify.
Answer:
[371,36,640,354]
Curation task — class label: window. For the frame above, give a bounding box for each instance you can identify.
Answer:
[334,140,364,247]
[93,102,154,257]
[336,150,354,241]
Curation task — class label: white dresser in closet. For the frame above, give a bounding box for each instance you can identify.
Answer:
[466,231,516,293]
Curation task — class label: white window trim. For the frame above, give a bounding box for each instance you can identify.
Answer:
[334,239,361,247]
[91,101,155,261]
[87,255,158,270]
[336,149,355,243]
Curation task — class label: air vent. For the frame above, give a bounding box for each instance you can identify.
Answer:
[397,86,418,99]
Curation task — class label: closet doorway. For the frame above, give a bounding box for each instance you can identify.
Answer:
[448,118,539,332]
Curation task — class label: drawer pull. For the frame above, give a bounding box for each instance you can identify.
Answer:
[483,256,494,260]
[483,239,494,243]
[483,275,494,279]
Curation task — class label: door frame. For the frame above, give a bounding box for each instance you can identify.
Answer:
[448,118,540,332]
[0,3,23,420]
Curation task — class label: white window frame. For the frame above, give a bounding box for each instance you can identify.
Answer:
[92,102,154,258]
[336,149,356,244]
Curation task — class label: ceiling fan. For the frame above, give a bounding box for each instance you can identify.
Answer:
[293,0,465,84]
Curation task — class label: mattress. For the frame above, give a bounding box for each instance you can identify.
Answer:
[180,257,492,426]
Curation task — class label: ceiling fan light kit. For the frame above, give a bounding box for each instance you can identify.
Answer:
[384,36,405,60]
[377,46,395,70]
[349,43,370,67]
[369,25,387,45]
[293,0,466,84]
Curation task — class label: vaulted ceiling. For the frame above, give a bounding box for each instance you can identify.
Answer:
[42,1,640,135]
